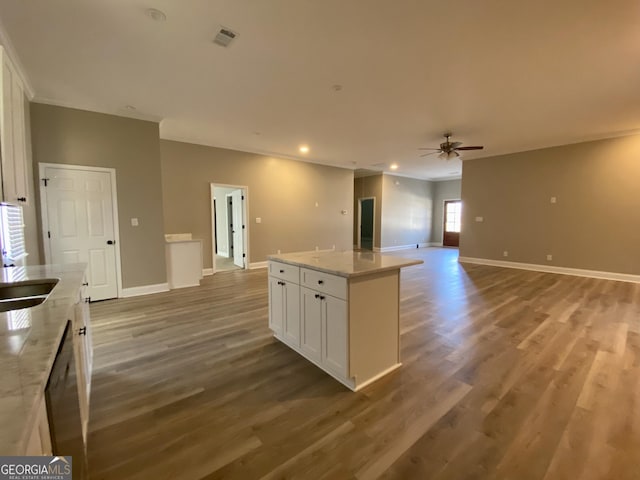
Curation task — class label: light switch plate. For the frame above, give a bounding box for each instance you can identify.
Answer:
[131,218,139,226]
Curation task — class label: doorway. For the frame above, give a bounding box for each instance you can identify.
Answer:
[357,197,375,250]
[39,163,122,300]
[443,200,461,247]
[210,184,248,273]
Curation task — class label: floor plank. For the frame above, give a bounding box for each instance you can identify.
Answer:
[86,248,640,479]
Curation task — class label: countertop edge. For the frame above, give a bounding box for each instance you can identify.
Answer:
[267,254,423,278]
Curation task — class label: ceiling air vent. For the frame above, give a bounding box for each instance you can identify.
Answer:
[213,27,238,48]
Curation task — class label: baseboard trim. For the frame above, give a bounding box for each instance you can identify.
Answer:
[429,242,443,247]
[458,256,640,284]
[376,243,428,253]
[121,283,170,298]
[249,261,268,269]
[202,268,213,276]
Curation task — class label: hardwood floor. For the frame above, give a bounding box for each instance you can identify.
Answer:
[86,248,640,479]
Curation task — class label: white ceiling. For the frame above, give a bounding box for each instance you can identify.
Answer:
[0,0,639,180]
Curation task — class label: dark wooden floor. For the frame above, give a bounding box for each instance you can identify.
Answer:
[86,248,640,479]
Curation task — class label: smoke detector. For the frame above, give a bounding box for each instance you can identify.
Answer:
[213,27,238,48]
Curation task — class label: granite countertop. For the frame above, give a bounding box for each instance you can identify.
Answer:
[268,250,423,278]
[0,263,87,455]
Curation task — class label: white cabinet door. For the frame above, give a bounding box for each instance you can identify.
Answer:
[322,295,348,377]
[282,281,300,347]
[268,276,284,335]
[0,48,29,205]
[301,287,322,363]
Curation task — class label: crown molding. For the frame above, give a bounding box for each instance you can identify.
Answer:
[0,15,34,99]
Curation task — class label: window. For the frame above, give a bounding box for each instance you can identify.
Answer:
[0,204,27,265]
[445,201,461,233]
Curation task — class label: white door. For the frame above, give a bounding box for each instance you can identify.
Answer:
[231,189,244,268]
[42,166,118,301]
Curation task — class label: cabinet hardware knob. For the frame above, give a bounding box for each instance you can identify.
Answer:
[279,269,284,273]
[318,280,324,284]
[17,197,26,202]
[79,327,87,336]
[82,282,89,286]
[320,295,325,300]
[85,297,91,303]
[315,294,320,299]
[107,240,115,245]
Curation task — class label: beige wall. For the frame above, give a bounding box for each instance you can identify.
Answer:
[30,103,167,288]
[460,134,640,275]
[431,179,461,245]
[353,174,382,248]
[380,174,433,249]
[160,140,354,267]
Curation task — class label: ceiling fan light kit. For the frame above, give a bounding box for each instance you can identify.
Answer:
[419,133,484,160]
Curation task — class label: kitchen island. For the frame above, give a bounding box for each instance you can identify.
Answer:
[267,250,422,391]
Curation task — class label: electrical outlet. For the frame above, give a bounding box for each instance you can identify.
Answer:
[255,217,261,224]
[131,218,139,227]
[546,254,553,261]
[550,196,557,204]
[503,251,509,257]
[475,216,484,222]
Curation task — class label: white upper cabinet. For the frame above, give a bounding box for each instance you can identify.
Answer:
[0,47,29,205]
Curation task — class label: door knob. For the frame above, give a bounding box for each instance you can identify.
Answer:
[107,240,115,245]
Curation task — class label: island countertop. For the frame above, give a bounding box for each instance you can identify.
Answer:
[0,263,87,455]
[267,250,423,278]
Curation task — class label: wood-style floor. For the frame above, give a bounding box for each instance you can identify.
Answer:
[86,248,640,480]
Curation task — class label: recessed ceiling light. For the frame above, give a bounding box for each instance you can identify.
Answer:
[390,163,398,170]
[145,8,167,22]
[299,145,310,154]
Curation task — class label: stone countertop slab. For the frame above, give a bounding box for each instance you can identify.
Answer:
[0,263,87,455]
[267,251,423,278]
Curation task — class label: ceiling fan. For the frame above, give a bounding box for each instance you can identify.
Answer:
[419,133,484,160]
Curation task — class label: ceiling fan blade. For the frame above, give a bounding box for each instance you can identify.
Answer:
[438,152,448,159]
[450,142,462,148]
[419,151,441,157]
[456,146,484,151]
[417,147,442,150]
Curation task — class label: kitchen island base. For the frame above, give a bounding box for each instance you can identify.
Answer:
[268,251,422,391]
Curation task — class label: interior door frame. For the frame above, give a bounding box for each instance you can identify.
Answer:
[356,197,375,250]
[38,162,124,298]
[442,198,461,247]
[210,183,249,274]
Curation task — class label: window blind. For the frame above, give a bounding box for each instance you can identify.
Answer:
[0,204,27,265]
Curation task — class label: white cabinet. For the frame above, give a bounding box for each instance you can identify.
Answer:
[72,277,93,441]
[268,255,412,391]
[0,47,29,205]
[268,262,300,347]
[24,396,52,456]
[301,286,347,377]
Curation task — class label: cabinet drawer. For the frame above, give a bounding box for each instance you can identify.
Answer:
[269,261,300,284]
[300,268,347,300]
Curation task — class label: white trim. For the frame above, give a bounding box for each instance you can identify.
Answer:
[249,261,268,269]
[32,97,162,123]
[210,183,250,275]
[39,163,124,298]
[121,283,170,298]
[458,256,640,284]
[352,363,402,391]
[0,29,34,98]
[375,244,427,253]
[202,268,214,276]
[216,250,229,258]
[429,242,443,247]
[356,196,375,250]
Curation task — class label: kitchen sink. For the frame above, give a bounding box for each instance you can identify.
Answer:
[0,278,59,312]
